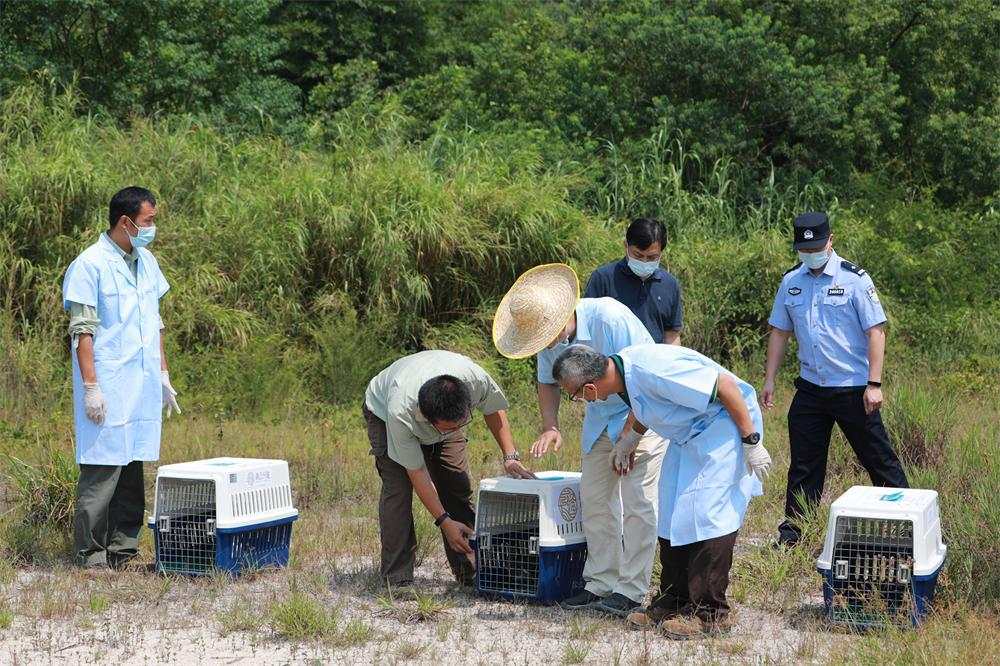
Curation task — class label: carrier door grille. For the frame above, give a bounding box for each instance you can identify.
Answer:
[155,478,217,573]
[830,516,915,625]
[476,491,540,596]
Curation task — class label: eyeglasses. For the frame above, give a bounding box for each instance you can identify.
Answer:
[563,385,587,403]
[433,415,472,435]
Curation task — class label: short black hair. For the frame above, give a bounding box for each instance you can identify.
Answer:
[109,186,156,229]
[418,375,471,424]
[625,218,667,250]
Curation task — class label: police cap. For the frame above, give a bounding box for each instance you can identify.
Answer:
[793,211,831,250]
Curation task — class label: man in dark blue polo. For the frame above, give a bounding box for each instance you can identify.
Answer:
[584,218,683,344]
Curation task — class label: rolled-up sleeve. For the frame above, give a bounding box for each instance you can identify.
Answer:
[68,302,100,338]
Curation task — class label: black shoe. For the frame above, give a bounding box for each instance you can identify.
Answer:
[560,589,603,609]
[597,593,641,617]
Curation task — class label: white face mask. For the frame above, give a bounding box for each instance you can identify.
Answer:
[627,256,659,279]
[798,249,831,270]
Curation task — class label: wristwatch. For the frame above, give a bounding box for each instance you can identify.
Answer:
[434,511,451,527]
[503,452,521,462]
[867,380,882,388]
[741,432,761,446]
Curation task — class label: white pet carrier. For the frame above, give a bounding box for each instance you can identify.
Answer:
[147,457,298,575]
[816,486,946,627]
[472,470,587,603]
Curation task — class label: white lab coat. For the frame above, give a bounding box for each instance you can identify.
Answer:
[62,234,170,465]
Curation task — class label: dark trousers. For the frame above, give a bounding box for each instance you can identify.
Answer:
[73,461,145,567]
[363,404,476,585]
[779,378,909,544]
[651,530,738,623]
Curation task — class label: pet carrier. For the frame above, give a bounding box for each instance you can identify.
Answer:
[147,457,298,576]
[816,486,946,628]
[472,471,587,603]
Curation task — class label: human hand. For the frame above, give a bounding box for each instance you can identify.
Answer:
[83,382,106,425]
[863,386,883,415]
[761,379,776,410]
[529,428,562,458]
[441,519,474,556]
[161,370,181,418]
[609,428,641,476]
[504,458,536,479]
[743,441,772,482]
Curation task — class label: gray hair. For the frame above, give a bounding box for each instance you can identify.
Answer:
[553,344,608,386]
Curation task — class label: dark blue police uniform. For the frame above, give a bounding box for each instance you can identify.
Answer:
[584,258,682,342]
[769,213,908,546]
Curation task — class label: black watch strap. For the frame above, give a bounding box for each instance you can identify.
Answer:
[434,511,450,527]
[867,380,882,388]
[741,432,761,446]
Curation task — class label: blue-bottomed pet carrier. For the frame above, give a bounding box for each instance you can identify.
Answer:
[472,471,587,603]
[816,486,946,629]
[147,457,298,576]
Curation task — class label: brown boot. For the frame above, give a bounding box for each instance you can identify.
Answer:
[625,605,677,630]
[702,613,735,636]
[660,614,706,640]
[661,613,736,640]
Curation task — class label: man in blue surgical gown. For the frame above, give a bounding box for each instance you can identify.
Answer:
[62,186,180,570]
[552,343,772,639]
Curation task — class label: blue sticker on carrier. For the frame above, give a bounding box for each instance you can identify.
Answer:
[880,491,904,502]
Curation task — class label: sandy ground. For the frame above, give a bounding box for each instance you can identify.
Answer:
[2,555,847,665]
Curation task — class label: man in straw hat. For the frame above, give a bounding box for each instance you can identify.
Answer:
[364,350,535,588]
[493,264,667,617]
[550,343,771,639]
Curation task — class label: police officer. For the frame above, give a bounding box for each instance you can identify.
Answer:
[761,211,908,547]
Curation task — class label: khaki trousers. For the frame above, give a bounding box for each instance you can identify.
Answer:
[581,429,666,602]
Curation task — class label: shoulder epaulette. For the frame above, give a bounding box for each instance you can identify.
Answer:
[840,260,867,276]
[783,262,802,276]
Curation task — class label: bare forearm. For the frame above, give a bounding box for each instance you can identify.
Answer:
[623,411,647,435]
[407,466,446,519]
[483,410,516,456]
[717,374,754,437]
[764,328,790,383]
[867,325,885,382]
[663,329,681,345]
[76,334,97,383]
[537,383,561,432]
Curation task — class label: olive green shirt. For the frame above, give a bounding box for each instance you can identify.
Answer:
[364,350,510,470]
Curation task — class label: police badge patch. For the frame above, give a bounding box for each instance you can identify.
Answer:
[867,286,880,303]
[788,286,802,296]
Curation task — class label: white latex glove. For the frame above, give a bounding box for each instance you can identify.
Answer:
[161,370,181,418]
[83,382,106,425]
[609,428,642,476]
[743,441,772,482]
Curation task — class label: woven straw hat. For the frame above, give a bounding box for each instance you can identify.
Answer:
[493,263,580,359]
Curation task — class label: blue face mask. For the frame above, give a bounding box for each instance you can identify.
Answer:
[627,256,659,279]
[798,248,830,270]
[126,217,157,248]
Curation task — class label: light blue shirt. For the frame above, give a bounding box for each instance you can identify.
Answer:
[537,298,654,453]
[768,250,886,387]
[62,234,170,465]
[618,344,762,546]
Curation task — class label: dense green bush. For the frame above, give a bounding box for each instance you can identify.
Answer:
[3,82,998,415]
